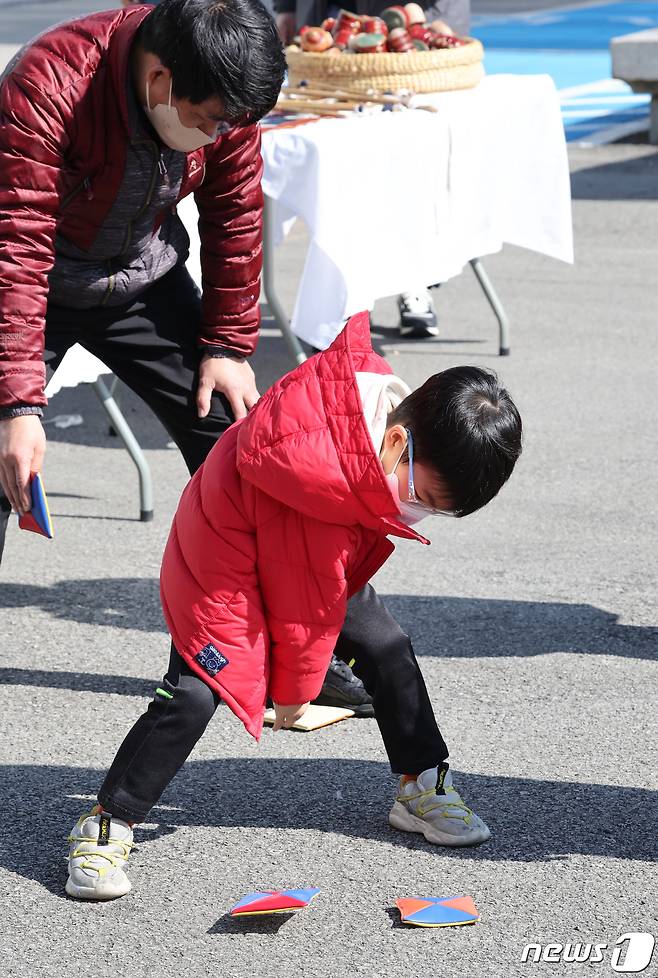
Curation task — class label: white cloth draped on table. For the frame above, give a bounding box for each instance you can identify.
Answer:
[259,73,573,348]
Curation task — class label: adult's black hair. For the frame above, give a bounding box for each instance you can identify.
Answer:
[137,0,286,122]
[388,366,523,517]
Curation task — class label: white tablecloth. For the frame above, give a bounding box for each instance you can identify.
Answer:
[259,73,573,347]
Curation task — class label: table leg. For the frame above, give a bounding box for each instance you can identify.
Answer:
[262,195,307,365]
[469,258,511,356]
[107,374,120,437]
[92,377,154,522]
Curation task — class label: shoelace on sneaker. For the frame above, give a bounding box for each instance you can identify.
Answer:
[68,814,134,878]
[68,835,134,877]
[328,656,359,684]
[397,784,474,824]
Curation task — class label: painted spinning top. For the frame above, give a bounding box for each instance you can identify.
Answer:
[387,26,415,52]
[350,32,387,52]
[404,2,426,25]
[301,27,334,51]
[381,5,408,31]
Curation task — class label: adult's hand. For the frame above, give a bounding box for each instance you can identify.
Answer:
[0,415,46,514]
[196,354,260,422]
[276,11,297,44]
[272,701,310,731]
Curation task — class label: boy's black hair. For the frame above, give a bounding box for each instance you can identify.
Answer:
[387,366,522,517]
[137,0,286,123]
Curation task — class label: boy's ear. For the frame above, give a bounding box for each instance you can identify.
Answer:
[380,425,408,469]
[382,424,407,452]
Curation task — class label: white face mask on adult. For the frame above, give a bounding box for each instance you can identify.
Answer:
[143,78,217,153]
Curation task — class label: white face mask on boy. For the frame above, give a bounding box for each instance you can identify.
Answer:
[144,78,218,153]
[383,428,456,527]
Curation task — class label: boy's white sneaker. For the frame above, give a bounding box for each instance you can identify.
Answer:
[389,765,491,847]
[66,810,134,900]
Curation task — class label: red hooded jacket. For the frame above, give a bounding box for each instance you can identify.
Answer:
[0,6,263,410]
[160,313,429,739]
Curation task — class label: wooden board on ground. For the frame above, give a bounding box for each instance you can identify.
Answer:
[263,705,354,731]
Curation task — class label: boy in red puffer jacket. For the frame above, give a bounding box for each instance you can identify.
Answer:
[65,312,522,900]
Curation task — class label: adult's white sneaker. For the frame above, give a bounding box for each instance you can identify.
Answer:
[398,289,439,338]
[389,765,491,847]
[66,809,134,900]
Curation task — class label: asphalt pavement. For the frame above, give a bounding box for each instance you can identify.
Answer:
[0,3,657,977]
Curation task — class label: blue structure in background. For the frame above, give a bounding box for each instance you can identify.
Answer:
[472,1,658,142]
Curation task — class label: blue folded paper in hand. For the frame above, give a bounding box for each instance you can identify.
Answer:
[18,472,54,539]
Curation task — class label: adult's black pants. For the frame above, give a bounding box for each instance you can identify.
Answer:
[0,264,232,557]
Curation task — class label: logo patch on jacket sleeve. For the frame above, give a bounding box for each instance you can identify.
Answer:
[195,643,229,677]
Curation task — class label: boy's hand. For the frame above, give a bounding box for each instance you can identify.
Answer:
[272,702,310,731]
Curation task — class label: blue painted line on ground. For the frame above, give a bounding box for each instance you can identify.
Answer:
[481,49,611,90]
[472,2,658,141]
[472,1,658,51]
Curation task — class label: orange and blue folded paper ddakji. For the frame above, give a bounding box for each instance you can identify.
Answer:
[396,895,480,927]
[18,473,54,539]
[230,888,320,916]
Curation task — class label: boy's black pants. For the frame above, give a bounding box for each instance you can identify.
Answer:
[99,586,448,823]
[0,262,448,821]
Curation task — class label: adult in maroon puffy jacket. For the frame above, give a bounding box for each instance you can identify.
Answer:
[0,0,284,534]
[0,0,379,713]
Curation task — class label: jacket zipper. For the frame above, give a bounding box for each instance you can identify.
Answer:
[158,155,170,189]
[60,176,94,211]
[101,261,116,307]
[101,141,162,307]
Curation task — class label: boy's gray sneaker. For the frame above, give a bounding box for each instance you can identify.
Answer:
[66,809,134,900]
[389,765,491,847]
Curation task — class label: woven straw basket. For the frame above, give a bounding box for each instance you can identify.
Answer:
[286,38,484,95]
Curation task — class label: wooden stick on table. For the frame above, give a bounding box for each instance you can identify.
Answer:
[274,98,350,116]
[283,84,402,105]
[283,82,438,112]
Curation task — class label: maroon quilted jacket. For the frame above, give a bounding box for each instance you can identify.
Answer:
[0,6,264,411]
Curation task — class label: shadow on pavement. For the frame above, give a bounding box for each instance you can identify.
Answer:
[0,759,655,896]
[570,151,658,201]
[0,668,156,698]
[0,579,655,660]
[0,577,165,633]
[385,907,414,931]
[384,594,658,662]
[370,324,488,352]
[207,912,295,935]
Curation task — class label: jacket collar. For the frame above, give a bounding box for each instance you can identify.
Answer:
[318,313,428,544]
[237,312,429,545]
[109,6,154,138]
